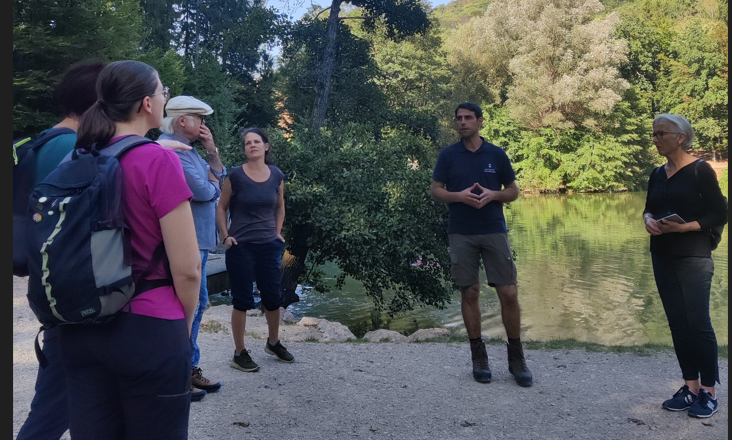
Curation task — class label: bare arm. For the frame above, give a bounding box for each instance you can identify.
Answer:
[216,178,237,248]
[159,201,201,335]
[275,180,285,242]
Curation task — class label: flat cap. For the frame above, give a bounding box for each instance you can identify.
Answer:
[165,95,214,119]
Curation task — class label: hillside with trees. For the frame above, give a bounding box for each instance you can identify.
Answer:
[13,0,727,313]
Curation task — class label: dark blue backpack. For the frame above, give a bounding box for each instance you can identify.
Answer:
[13,127,76,276]
[25,135,171,335]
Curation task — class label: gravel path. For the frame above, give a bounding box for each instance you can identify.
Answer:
[13,276,728,440]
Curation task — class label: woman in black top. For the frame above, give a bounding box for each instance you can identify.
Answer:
[216,127,294,373]
[643,114,727,418]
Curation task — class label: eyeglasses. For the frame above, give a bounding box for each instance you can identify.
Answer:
[188,114,205,125]
[136,86,170,113]
[651,131,680,140]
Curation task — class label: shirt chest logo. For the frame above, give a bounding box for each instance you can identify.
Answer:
[484,164,497,173]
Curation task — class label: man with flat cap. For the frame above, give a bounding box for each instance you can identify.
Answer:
[159,95,225,401]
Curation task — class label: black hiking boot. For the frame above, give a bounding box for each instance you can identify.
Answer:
[507,339,533,387]
[470,338,492,383]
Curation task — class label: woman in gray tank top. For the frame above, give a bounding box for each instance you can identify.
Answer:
[216,128,294,372]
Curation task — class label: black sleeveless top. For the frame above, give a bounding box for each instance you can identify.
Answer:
[228,165,285,244]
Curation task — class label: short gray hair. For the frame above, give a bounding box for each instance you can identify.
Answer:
[653,113,695,150]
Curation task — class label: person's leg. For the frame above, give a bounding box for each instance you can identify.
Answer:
[226,244,260,372]
[495,284,521,340]
[652,254,701,390]
[673,257,718,393]
[57,322,125,440]
[112,314,191,440]
[448,234,490,382]
[189,250,209,370]
[17,327,69,440]
[258,239,294,362]
[481,233,531,386]
[226,244,256,355]
[670,256,720,419]
[189,250,221,394]
[460,284,483,339]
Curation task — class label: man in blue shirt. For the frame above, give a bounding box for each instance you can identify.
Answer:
[430,102,532,387]
[159,95,226,401]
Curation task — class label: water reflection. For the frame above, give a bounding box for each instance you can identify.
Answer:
[211,192,728,345]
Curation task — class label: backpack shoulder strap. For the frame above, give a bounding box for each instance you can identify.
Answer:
[97,135,158,158]
[13,127,76,165]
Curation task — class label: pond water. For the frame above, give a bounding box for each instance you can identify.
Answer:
[210,192,728,346]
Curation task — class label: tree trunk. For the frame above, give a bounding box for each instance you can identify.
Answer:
[280,223,311,308]
[309,0,342,131]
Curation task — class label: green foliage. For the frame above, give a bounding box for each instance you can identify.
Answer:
[481,105,652,192]
[139,0,178,50]
[719,168,728,195]
[181,52,242,165]
[275,124,454,314]
[137,48,188,98]
[277,16,388,129]
[657,19,728,155]
[432,0,494,30]
[13,0,144,138]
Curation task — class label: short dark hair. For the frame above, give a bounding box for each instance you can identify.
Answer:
[455,102,483,119]
[55,61,105,118]
[240,127,274,165]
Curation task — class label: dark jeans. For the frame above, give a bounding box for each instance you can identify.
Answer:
[58,312,191,440]
[652,253,719,387]
[226,239,284,312]
[17,326,68,440]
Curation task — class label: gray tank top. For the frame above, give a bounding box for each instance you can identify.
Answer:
[228,165,285,244]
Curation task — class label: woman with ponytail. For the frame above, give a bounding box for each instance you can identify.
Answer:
[216,127,294,372]
[58,60,200,439]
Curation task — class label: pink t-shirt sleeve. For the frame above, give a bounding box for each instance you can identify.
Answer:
[119,143,194,320]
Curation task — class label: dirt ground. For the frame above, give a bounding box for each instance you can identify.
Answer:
[12,276,729,440]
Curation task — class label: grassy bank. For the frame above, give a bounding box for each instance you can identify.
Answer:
[359,331,729,359]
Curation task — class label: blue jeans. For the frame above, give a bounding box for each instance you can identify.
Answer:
[652,253,719,387]
[17,326,69,440]
[190,250,209,369]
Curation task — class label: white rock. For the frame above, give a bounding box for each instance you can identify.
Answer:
[280,307,298,324]
[406,328,451,342]
[316,319,356,342]
[363,329,408,343]
[298,317,321,327]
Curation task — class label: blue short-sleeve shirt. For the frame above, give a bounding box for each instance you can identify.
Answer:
[432,139,516,235]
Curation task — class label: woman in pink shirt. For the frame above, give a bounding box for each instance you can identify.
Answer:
[57,60,200,440]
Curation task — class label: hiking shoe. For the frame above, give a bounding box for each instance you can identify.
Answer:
[470,339,492,383]
[507,341,533,387]
[265,340,295,363]
[190,385,206,402]
[688,389,718,418]
[230,350,260,372]
[662,385,698,411]
[191,367,222,393]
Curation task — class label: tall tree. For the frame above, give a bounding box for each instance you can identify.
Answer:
[308,0,431,130]
[276,11,386,132]
[448,0,630,131]
[13,0,143,138]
